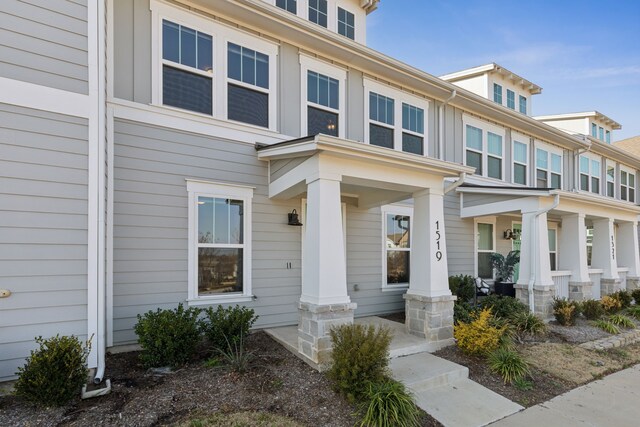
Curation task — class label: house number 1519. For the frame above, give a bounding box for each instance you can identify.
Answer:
[435,220,443,261]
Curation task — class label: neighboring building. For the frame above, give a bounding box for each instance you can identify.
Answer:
[1,0,639,382]
[615,135,640,157]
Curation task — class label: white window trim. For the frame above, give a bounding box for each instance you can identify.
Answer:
[474,217,496,280]
[534,140,563,189]
[606,160,617,198]
[518,95,527,115]
[300,54,347,138]
[363,78,430,155]
[186,179,254,305]
[506,89,515,110]
[463,114,506,182]
[381,205,413,290]
[620,164,637,203]
[493,83,502,105]
[511,132,529,186]
[151,0,279,131]
[579,152,602,194]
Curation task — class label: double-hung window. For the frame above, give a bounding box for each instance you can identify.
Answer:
[227,43,270,128]
[369,92,395,148]
[535,145,562,189]
[621,168,636,203]
[487,133,503,179]
[519,95,527,114]
[161,20,213,115]
[606,163,616,197]
[402,103,425,155]
[464,116,505,180]
[308,0,328,27]
[383,208,412,287]
[513,139,528,185]
[548,227,557,271]
[506,89,515,109]
[187,180,253,303]
[307,71,339,136]
[337,7,355,39]
[599,127,604,141]
[606,130,611,144]
[580,155,601,194]
[591,123,598,138]
[465,125,483,175]
[477,221,495,279]
[276,0,297,14]
[493,83,502,104]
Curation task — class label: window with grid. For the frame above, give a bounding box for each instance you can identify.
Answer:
[307,70,339,136]
[337,7,355,39]
[493,83,502,104]
[308,0,328,27]
[385,213,411,285]
[506,89,515,109]
[513,140,528,185]
[621,170,636,202]
[580,156,600,194]
[487,132,503,180]
[607,165,615,197]
[369,92,395,149]
[162,20,213,115]
[227,43,270,128]
[519,95,527,114]
[477,223,494,279]
[466,125,483,175]
[402,103,424,155]
[276,0,296,14]
[536,148,562,189]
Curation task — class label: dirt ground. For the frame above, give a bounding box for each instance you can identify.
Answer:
[0,331,441,427]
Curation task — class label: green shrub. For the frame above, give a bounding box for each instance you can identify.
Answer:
[602,295,623,314]
[593,319,620,334]
[611,290,633,309]
[624,306,640,320]
[488,347,530,384]
[454,301,474,324]
[358,380,420,427]
[454,308,506,356]
[581,299,605,320]
[509,312,547,336]
[513,377,534,391]
[448,275,476,303]
[479,295,528,319]
[201,305,258,352]
[609,314,635,329]
[552,298,579,326]
[631,289,640,305]
[134,303,202,368]
[14,335,90,407]
[327,324,392,402]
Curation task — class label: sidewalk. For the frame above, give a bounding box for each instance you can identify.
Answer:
[490,364,640,426]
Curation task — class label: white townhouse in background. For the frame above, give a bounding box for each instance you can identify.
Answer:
[1,0,639,381]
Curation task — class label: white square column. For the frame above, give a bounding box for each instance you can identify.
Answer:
[404,188,455,350]
[617,221,640,290]
[559,214,592,300]
[592,218,620,295]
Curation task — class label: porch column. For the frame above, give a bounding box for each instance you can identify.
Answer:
[559,214,592,300]
[617,221,640,291]
[592,218,620,295]
[298,175,355,368]
[404,188,455,349]
[515,210,554,318]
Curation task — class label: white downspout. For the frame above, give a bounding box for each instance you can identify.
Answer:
[573,139,591,192]
[444,172,467,194]
[527,193,560,313]
[438,90,457,160]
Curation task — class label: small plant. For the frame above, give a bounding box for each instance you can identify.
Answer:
[328,324,392,402]
[488,347,530,384]
[479,295,529,319]
[611,290,633,309]
[593,319,620,334]
[601,295,623,314]
[454,301,473,324]
[201,305,258,352]
[454,308,506,356]
[490,250,520,283]
[14,335,90,407]
[134,303,202,368]
[513,377,534,391]
[552,298,579,326]
[357,380,420,427]
[609,314,635,329]
[581,299,605,320]
[624,306,640,320]
[631,289,640,305]
[217,333,253,374]
[203,357,222,368]
[509,311,547,336]
[448,275,476,303]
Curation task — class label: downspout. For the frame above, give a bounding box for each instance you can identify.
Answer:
[573,137,592,192]
[444,172,467,194]
[438,90,457,160]
[527,193,560,313]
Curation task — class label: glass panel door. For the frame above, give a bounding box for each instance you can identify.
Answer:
[512,222,522,283]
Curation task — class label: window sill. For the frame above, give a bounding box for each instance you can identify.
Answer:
[381,285,409,293]
[186,295,255,306]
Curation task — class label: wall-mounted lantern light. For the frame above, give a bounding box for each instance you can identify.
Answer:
[288,209,303,226]
[503,229,520,240]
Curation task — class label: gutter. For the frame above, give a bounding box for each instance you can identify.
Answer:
[438,90,457,160]
[444,172,467,194]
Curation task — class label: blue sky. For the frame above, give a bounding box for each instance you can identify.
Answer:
[367,0,640,141]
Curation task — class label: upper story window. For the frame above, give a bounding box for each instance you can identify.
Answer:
[369,92,394,148]
[307,71,339,136]
[606,130,611,144]
[506,89,515,109]
[519,95,527,114]
[276,0,297,13]
[337,7,355,40]
[162,20,213,115]
[309,0,328,27]
[591,123,597,138]
[606,163,615,197]
[599,126,604,141]
[512,138,528,185]
[493,83,502,104]
[535,144,562,189]
[580,155,601,194]
[227,43,270,128]
[464,116,504,180]
[621,168,636,203]
[402,103,425,155]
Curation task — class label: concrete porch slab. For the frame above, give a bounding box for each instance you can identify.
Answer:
[389,352,468,391]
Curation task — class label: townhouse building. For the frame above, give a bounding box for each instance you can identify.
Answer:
[1,0,639,382]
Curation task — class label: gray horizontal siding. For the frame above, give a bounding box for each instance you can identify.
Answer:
[0,0,88,94]
[444,192,474,277]
[0,103,88,381]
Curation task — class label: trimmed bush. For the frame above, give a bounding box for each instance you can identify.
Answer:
[631,289,640,305]
[602,295,623,314]
[134,303,202,368]
[488,347,530,384]
[611,290,633,309]
[14,335,90,407]
[479,295,528,319]
[552,298,579,326]
[448,275,476,303]
[581,299,605,320]
[454,308,506,356]
[454,301,474,324]
[509,311,547,336]
[358,380,420,427]
[328,324,392,402]
[201,305,258,352]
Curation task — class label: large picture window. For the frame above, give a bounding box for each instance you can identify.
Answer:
[187,180,253,304]
[477,222,494,279]
[383,209,411,286]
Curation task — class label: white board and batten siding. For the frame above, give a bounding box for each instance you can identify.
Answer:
[0,103,89,381]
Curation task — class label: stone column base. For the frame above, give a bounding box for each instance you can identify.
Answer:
[514,284,556,319]
[625,276,640,291]
[601,278,621,296]
[403,293,455,350]
[569,281,593,301]
[297,301,356,369]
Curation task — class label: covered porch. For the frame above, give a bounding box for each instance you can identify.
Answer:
[257,134,473,366]
[459,185,640,318]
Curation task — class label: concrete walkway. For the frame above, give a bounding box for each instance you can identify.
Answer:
[490,364,640,427]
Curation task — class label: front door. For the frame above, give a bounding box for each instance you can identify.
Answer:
[512,222,522,283]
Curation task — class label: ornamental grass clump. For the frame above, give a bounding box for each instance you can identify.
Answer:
[509,311,547,337]
[454,308,506,356]
[624,306,640,320]
[601,295,623,314]
[608,314,635,329]
[488,347,531,384]
[357,380,421,427]
[593,319,620,335]
[14,335,90,407]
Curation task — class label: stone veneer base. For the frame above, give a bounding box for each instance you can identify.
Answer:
[403,293,456,350]
[626,276,640,291]
[514,284,555,319]
[601,278,621,296]
[569,281,593,301]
